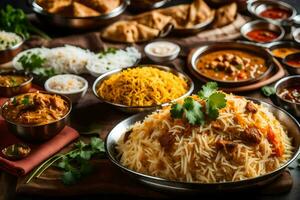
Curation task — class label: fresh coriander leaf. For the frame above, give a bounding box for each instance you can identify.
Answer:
[261,86,275,97]
[170,103,184,119]
[57,158,71,170]
[21,96,30,106]
[12,98,17,106]
[206,93,226,120]
[90,137,105,152]
[79,160,93,175]
[198,82,218,99]
[79,150,93,160]
[183,97,204,125]
[74,140,87,149]
[62,170,79,185]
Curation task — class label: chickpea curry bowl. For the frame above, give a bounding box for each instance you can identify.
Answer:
[1,91,72,142]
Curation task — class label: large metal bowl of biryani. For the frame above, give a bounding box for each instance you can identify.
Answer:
[1,91,72,143]
[106,84,300,193]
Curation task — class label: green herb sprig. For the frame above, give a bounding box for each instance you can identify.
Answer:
[98,47,117,58]
[261,86,276,97]
[0,5,50,39]
[26,137,105,185]
[171,82,226,125]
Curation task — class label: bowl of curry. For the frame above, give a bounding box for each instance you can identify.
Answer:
[1,91,72,143]
[189,42,274,86]
[0,72,33,97]
[268,41,300,60]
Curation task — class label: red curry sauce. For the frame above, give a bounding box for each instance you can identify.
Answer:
[260,8,291,20]
[246,29,279,43]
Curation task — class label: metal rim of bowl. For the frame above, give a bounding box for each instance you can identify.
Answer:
[247,0,297,22]
[274,75,300,106]
[0,72,33,89]
[292,28,300,43]
[267,41,300,59]
[1,91,72,128]
[92,65,194,109]
[105,97,300,188]
[129,0,170,10]
[189,41,274,85]
[44,74,88,95]
[0,33,25,53]
[30,0,128,20]
[240,20,285,44]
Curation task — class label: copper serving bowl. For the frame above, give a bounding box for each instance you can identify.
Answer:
[92,65,194,113]
[106,98,300,193]
[28,0,128,30]
[0,71,33,98]
[0,35,24,64]
[0,91,72,143]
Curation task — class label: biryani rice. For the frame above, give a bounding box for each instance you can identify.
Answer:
[116,94,293,183]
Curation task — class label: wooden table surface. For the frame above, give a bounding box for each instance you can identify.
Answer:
[0,0,300,200]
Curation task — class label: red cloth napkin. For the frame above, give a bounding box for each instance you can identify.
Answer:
[0,118,79,176]
[0,87,79,176]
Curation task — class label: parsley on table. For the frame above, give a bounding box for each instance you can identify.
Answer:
[0,5,50,39]
[261,86,276,97]
[171,82,226,125]
[26,137,105,185]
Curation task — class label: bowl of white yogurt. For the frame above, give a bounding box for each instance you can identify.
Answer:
[144,41,181,63]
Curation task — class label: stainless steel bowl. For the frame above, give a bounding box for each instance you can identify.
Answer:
[267,41,300,60]
[240,20,285,44]
[274,76,300,117]
[128,0,170,12]
[0,71,33,98]
[105,98,300,193]
[92,65,194,113]
[292,27,300,44]
[188,42,274,86]
[247,0,297,24]
[0,91,72,143]
[29,0,128,30]
[282,53,300,74]
[0,35,24,64]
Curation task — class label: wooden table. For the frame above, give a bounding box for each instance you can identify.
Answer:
[0,0,300,200]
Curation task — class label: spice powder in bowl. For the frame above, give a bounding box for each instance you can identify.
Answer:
[45,74,88,103]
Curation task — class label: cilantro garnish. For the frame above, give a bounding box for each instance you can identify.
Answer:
[26,137,105,185]
[21,95,30,106]
[98,47,117,58]
[261,86,276,97]
[171,82,226,125]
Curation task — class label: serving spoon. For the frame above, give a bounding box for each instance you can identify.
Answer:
[2,143,31,161]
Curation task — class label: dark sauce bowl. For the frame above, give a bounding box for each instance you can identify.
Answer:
[282,52,300,74]
[274,75,300,117]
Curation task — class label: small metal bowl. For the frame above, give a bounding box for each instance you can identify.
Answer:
[240,20,285,44]
[247,0,296,24]
[274,75,300,117]
[0,34,24,64]
[105,98,300,193]
[267,41,300,60]
[0,91,72,143]
[0,71,33,98]
[29,0,128,30]
[144,41,181,63]
[128,0,170,12]
[282,52,300,74]
[92,65,194,113]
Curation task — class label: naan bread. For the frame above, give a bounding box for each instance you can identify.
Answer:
[102,21,160,43]
[135,12,173,30]
[212,3,237,28]
[36,0,72,13]
[73,2,100,17]
[76,0,120,13]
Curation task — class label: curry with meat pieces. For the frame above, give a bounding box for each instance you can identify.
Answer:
[196,50,267,82]
[2,92,69,125]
